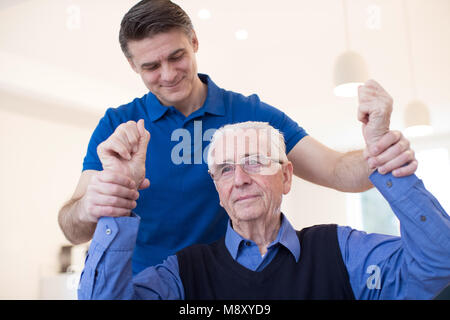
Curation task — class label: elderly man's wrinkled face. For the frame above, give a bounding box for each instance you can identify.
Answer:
[210,129,293,223]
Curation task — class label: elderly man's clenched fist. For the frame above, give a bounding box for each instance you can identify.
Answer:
[97,119,151,189]
[358,80,417,177]
[358,80,393,148]
[76,120,150,223]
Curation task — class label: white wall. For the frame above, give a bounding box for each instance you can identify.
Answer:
[283,177,348,230]
[0,91,98,299]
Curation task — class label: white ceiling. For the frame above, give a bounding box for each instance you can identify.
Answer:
[1,0,449,149]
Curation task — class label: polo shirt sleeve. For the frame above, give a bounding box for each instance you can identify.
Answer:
[249,94,308,153]
[82,108,117,172]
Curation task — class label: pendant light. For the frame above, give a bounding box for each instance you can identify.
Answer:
[333,0,369,97]
[402,0,433,137]
[404,100,433,137]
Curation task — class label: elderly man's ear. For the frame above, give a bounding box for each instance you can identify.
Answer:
[212,181,223,207]
[282,161,294,195]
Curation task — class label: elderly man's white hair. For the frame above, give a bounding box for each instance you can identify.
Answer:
[207,121,288,169]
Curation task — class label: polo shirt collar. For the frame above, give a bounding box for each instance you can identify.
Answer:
[198,73,226,116]
[224,213,301,262]
[145,93,169,122]
[145,73,225,122]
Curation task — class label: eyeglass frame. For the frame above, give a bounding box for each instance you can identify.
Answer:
[208,154,285,181]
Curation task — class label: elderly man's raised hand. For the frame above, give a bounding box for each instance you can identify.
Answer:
[97,119,151,189]
[77,120,150,223]
[357,80,393,148]
[358,80,417,177]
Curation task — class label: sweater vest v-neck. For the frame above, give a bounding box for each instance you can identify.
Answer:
[176,224,355,300]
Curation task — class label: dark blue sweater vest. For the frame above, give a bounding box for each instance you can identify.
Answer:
[176,224,355,300]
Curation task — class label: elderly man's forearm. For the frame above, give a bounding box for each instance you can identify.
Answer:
[58,199,96,245]
[370,172,450,298]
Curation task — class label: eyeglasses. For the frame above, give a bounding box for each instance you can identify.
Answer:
[209,154,283,181]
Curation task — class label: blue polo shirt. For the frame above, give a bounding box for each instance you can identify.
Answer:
[82,73,307,273]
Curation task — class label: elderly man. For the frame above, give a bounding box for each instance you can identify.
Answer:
[78,121,450,300]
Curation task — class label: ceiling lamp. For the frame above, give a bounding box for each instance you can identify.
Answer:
[403,100,433,137]
[235,29,248,40]
[198,9,211,20]
[333,0,369,97]
[401,0,433,137]
[333,51,369,97]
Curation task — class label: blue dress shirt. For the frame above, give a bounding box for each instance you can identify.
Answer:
[78,171,450,300]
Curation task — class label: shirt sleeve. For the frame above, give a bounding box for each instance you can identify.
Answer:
[261,100,308,153]
[244,94,308,153]
[77,214,184,300]
[338,171,450,300]
[82,108,117,172]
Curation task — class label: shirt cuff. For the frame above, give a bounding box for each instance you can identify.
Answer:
[92,212,141,251]
[369,170,419,203]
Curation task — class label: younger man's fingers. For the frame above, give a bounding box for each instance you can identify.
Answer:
[392,160,418,177]
[370,131,402,156]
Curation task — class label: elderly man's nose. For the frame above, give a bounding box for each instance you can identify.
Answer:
[233,165,251,186]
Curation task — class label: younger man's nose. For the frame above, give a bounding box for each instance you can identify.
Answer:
[160,63,177,84]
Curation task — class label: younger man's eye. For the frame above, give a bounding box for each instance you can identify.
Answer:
[171,53,184,61]
[145,65,158,71]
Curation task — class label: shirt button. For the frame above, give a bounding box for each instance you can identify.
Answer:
[386,180,393,188]
[420,215,427,222]
[105,228,112,235]
[245,241,251,247]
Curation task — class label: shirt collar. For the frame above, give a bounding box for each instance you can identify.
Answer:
[145,73,225,122]
[224,213,301,262]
